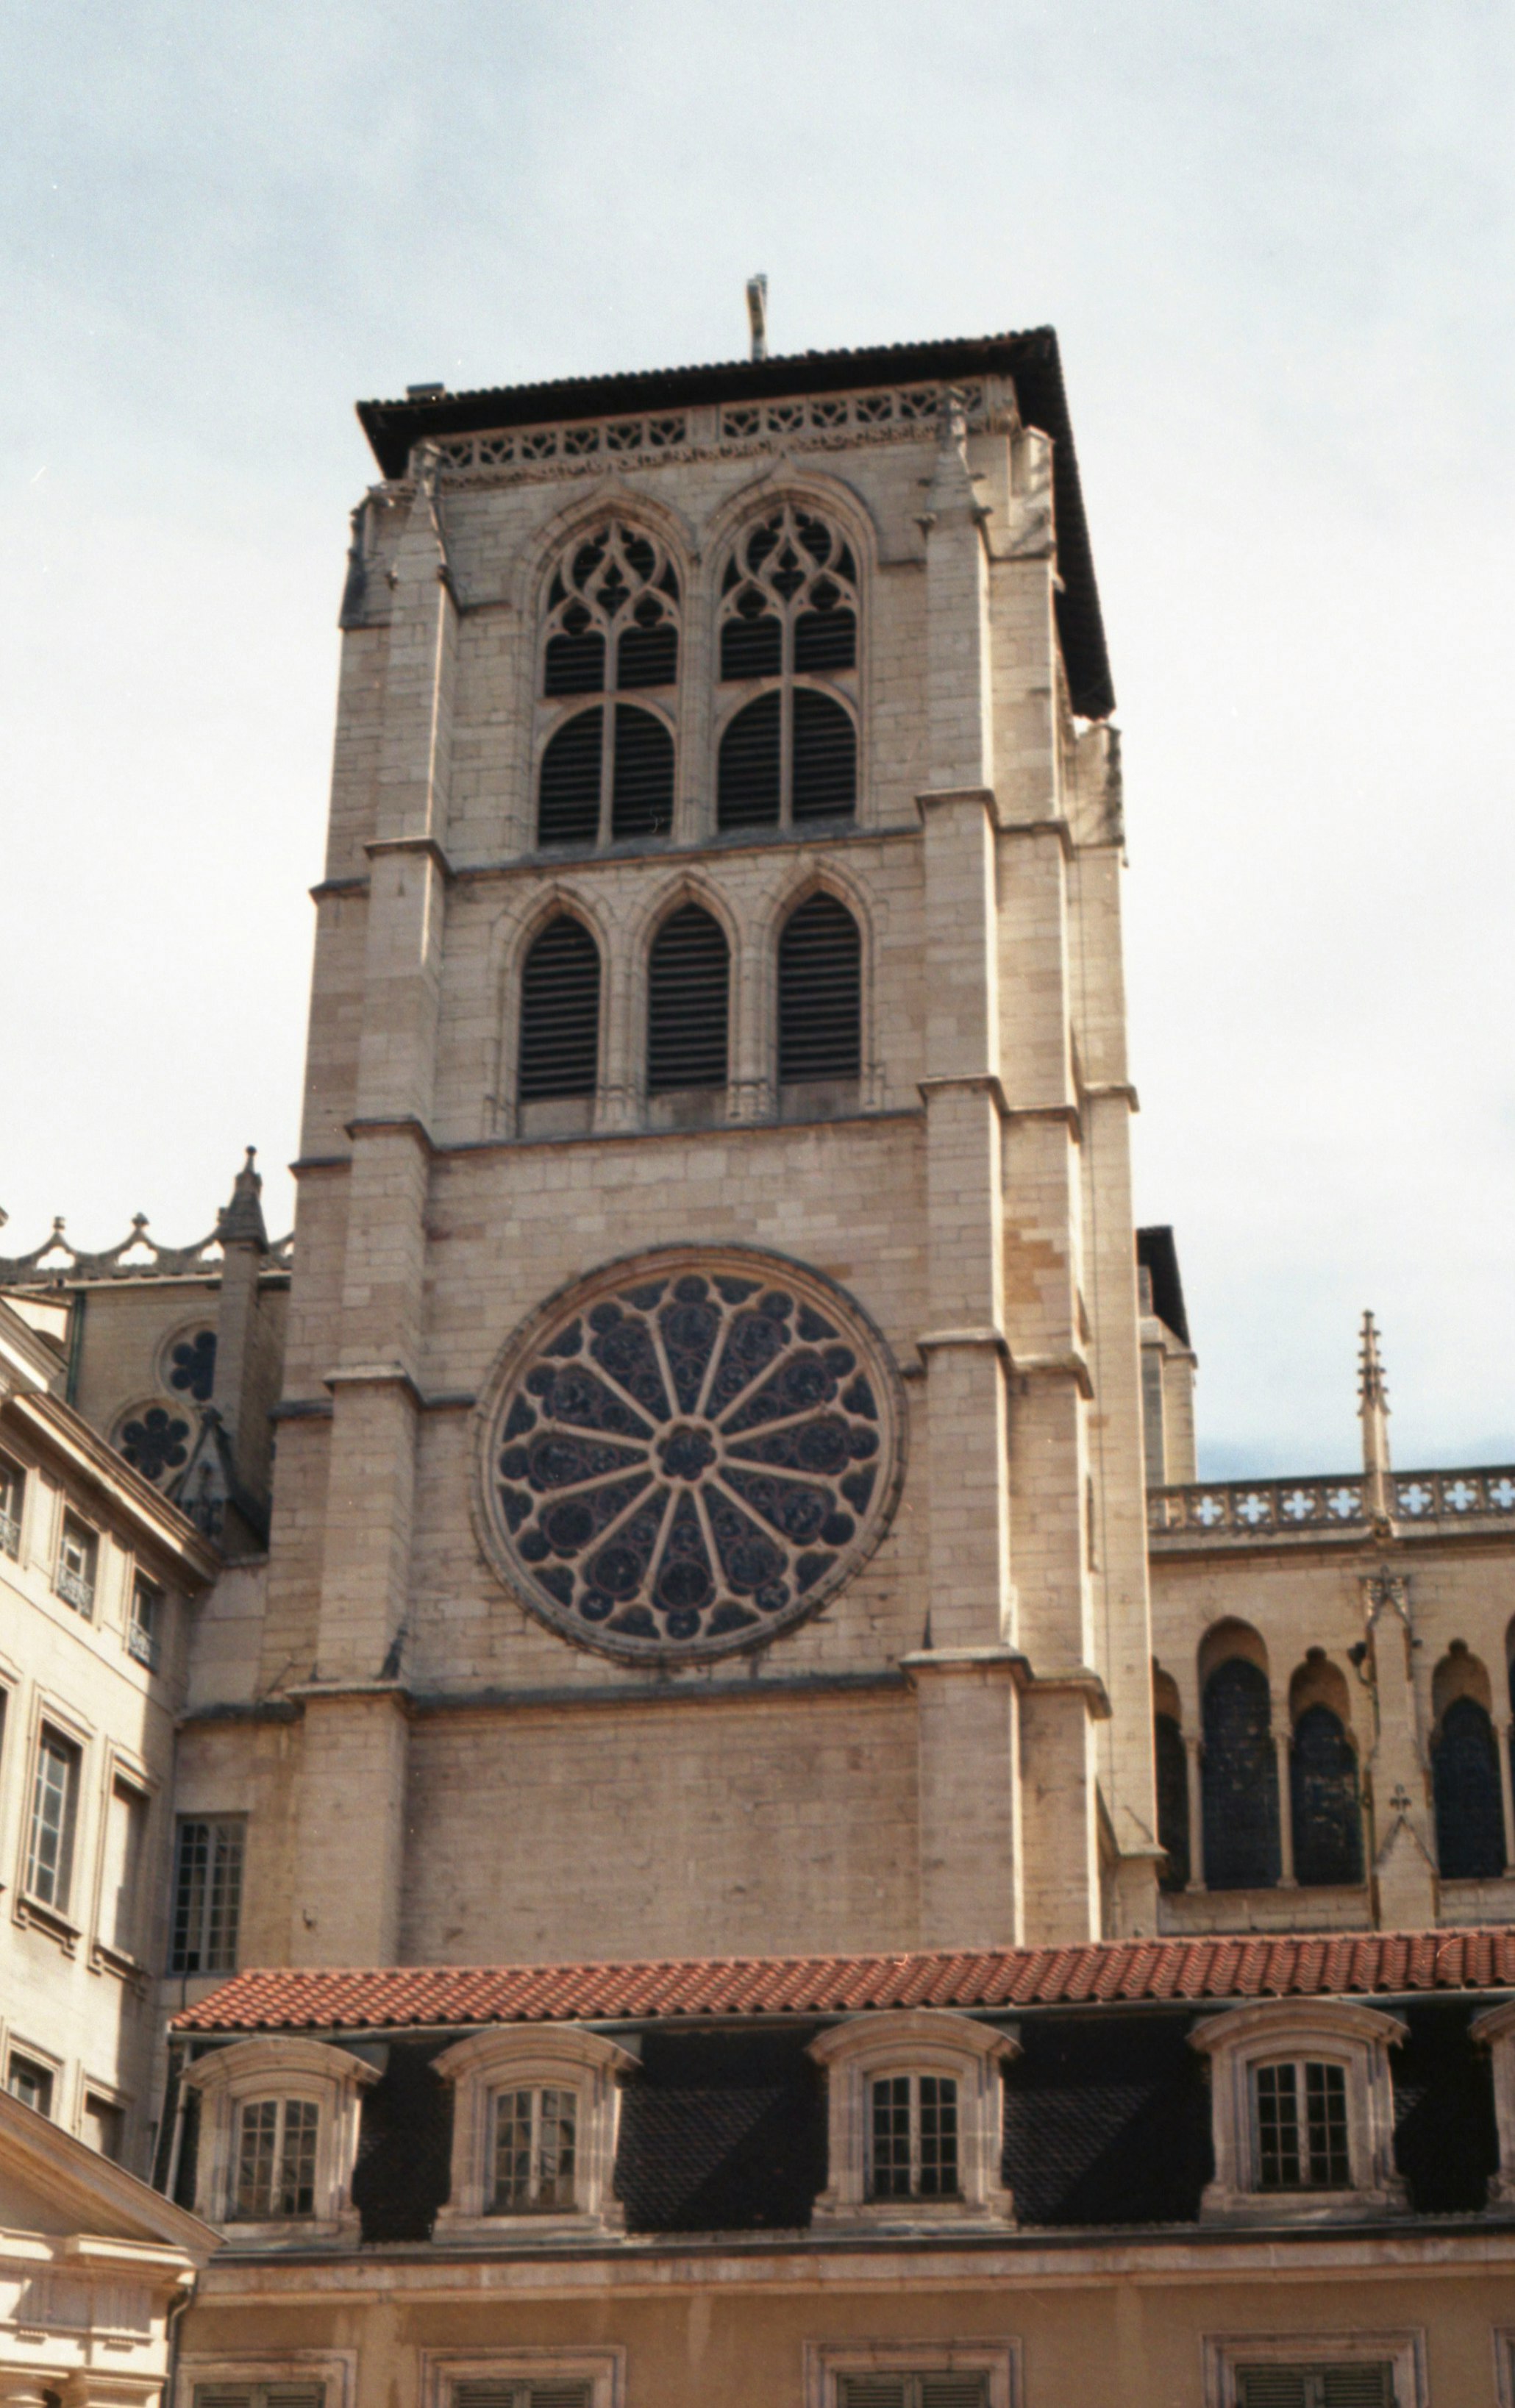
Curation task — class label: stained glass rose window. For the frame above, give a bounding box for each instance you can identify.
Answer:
[474,1248,905,1663]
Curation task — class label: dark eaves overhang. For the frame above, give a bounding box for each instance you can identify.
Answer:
[356,328,1116,722]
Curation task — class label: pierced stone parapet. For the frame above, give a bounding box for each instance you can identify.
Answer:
[1149,1464,1515,1545]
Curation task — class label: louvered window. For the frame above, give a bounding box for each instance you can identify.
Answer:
[518,918,601,1104]
[777,892,861,1086]
[1234,2367,1395,2407]
[454,2382,593,2408]
[538,521,678,847]
[195,2384,327,2408]
[647,905,729,1091]
[718,502,858,831]
[1252,2059,1350,2189]
[837,2374,989,2408]
[866,2075,959,2200]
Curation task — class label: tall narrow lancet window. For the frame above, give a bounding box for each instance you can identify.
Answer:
[717,505,858,831]
[1201,1653,1281,1890]
[518,916,601,1104]
[538,523,680,847]
[647,905,730,1094]
[1154,1711,1190,1892]
[1433,1695,1507,1881]
[1290,1704,1364,1888]
[777,892,861,1089]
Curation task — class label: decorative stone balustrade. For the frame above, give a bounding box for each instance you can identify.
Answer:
[1149,1464,1515,1542]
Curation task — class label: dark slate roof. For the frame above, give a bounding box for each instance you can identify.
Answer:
[354,329,1116,722]
[170,1929,1515,2034]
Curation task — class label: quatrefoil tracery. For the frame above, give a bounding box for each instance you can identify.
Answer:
[476,1250,905,1663]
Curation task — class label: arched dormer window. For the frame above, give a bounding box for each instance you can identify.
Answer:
[432,2025,635,2240]
[518,916,601,1114]
[647,903,729,1096]
[717,505,858,832]
[182,2036,377,2246]
[777,891,861,1097]
[808,2009,1017,2230]
[1191,1999,1408,2224]
[538,523,679,848]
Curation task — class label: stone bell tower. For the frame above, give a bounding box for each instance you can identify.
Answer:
[182,327,1161,1972]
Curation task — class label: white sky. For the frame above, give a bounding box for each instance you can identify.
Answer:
[2,1,1512,1477]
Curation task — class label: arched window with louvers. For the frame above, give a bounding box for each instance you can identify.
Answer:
[717,503,859,833]
[777,890,862,1100]
[646,902,730,1103]
[537,522,680,849]
[517,914,602,1122]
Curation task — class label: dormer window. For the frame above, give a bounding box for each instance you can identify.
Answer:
[184,2037,377,2245]
[868,2073,958,2202]
[808,2010,1016,2229]
[433,2026,635,2240]
[1191,2000,1408,2223]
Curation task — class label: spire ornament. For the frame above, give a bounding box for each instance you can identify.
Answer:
[1358,1310,1393,1529]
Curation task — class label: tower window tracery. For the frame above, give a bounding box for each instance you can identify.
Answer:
[647,904,730,1093]
[717,505,858,831]
[538,523,680,848]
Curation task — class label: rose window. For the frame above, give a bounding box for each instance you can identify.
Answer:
[474,1249,905,1663]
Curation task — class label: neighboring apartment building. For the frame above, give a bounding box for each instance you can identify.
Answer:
[0,1293,218,2176]
[4,320,1514,2404]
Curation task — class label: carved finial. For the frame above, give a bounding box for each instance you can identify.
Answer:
[746,274,768,363]
[216,1147,268,1252]
[1359,1311,1393,1525]
[936,384,969,452]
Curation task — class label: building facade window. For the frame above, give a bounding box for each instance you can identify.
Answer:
[129,1575,164,1671]
[235,2096,320,2220]
[1202,1653,1280,1889]
[118,1403,193,1486]
[1290,1704,1363,1887]
[55,1516,98,1617]
[193,2384,325,2408]
[433,2026,635,2240]
[102,1774,149,1957]
[1203,2336,1425,2407]
[518,916,602,1105]
[1155,1707,1190,1890]
[185,2036,377,2243]
[492,2084,577,2212]
[167,1326,217,1400]
[646,904,729,1094]
[82,2090,126,2161]
[837,2379,989,2408]
[537,522,679,847]
[1433,1693,1507,1880]
[0,1453,24,1556]
[1191,2000,1407,2223]
[809,2343,1019,2408]
[171,1815,245,1973]
[867,2074,958,2201]
[7,2052,54,2117]
[717,504,858,831]
[808,2009,1016,2229]
[26,1723,80,1910]
[777,891,862,1089]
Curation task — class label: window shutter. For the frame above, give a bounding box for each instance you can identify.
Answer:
[194,2387,257,2408]
[610,705,674,839]
[518,919,601,1102]
[778,893,861,1083]
[836,2379,911,2408]
[194,2385,325,2408]
[616,618,677,689]
[791,689,856,822]
[543,624,605,697]
[538,710,603,847]
[454,2385,591,2408]
[717,693,782,829]
[647,906,729,1091]
[1236,2370,1394,2408]
[919,2378,991,2408]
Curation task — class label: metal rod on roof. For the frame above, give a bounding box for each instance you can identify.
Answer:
[746,275,769,362]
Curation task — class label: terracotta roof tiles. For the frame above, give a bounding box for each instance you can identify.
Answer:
[170,1928,1515,2037]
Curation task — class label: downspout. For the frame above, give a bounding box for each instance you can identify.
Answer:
[164,2043,191,2204]
[164,2268,199,2408]
[65,1286,87,1407]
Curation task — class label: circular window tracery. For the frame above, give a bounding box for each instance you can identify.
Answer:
[474,1248,905,1664]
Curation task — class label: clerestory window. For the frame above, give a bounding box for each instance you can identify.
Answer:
[866,2073,959,2201]
[538,523,679,847]
[491,2084,577,2212]
[717,505,858,832]
[233,2095,319,2220]
[1253,2059,1350,2190]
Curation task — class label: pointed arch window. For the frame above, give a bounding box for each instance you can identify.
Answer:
[518,917,601,1105]
[1433,1694,1507,1880]
[1154,1710,1190,1892]
[718,505,858,832]
[778,892,861,1088]
[1290,1703,1364,1887]
[647,904,729,1093]
[538,524,679,848]
[1202,1656,1280,1890]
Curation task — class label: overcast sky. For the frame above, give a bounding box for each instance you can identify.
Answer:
[2,1,1512,1476]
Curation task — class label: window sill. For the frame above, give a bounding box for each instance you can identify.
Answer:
[1199,2178,1408,2226]
[14,1892,82,1955]
[217,2210,361,2248]
[432,2204,626,2245]
[810,2190,1014,2232]
[91,1937,149,1988]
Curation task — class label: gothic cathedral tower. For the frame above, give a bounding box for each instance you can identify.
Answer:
[187,331,1159,1972]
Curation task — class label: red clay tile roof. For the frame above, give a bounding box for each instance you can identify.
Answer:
[171,1930,1515,2034]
